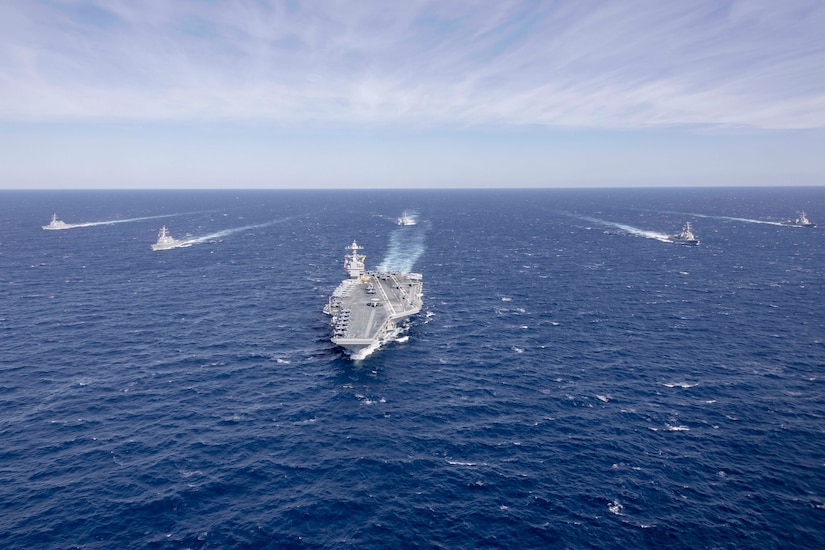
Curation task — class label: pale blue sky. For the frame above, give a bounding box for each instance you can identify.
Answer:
[1,0,823,189]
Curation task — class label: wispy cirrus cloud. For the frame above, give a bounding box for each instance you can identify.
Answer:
[1,0,824,129]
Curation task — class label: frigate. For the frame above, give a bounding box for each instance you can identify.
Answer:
[782,211,816,228]
[397,211,416,226]
[324,241,423,360]
[151,226,187,251]
[671,222,699,245]
[42,213,70,230]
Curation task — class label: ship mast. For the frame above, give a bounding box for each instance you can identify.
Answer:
[345,241,366,278]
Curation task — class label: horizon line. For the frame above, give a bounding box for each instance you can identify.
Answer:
[2,184,824,192]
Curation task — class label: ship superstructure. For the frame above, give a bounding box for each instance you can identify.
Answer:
[324,241,423,359]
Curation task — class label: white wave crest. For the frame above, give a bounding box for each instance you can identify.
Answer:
[608,500,624,515]
[663,382,698,388]
[666,424,690,431]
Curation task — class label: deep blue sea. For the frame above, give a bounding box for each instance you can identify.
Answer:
[1,188,824,549]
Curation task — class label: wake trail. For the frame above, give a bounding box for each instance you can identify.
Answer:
[180,219,288,246]
[48,211,206,229]
[663,211,783,226]
[376,226,426,273]
[576,215,673,242]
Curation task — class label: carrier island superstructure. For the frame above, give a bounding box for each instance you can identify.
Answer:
[324,241,423,360]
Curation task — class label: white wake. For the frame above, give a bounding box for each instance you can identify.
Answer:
[375,226,425,272]
[44,212,204,230]
[666,212,784,226]
[578,216,672,242]
[179,219,286,246]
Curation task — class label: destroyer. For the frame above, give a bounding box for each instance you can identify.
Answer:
[671,222,699,245]
[397,211,416,226]
[151,226,186,251]
[782,211,816,228]
[42,213,70,230]
[324,241,423,359]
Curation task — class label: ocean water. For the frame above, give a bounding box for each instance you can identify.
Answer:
[1,188,823,549]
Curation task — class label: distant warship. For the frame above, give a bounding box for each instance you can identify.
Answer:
[151,226,185,251]
[671,222,699,245]
[397,211,416,226]
[324,241,423,360]
[782,211,815,228]
[42,213,70,230]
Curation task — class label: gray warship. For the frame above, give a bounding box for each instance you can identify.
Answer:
[782,211,815,228]
[324,241,423,360]
[671,222,699,245]
[43,213,70,230]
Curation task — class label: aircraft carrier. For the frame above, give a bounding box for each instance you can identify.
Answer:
[324,241,423,360]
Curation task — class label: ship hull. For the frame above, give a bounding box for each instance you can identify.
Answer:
[152,239,187,251]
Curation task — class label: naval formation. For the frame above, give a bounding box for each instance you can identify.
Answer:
[41,208,817,359]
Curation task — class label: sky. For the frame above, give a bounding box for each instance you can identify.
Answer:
[1,0,824,189]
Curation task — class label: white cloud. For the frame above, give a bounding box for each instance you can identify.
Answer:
[0,0,824,129]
